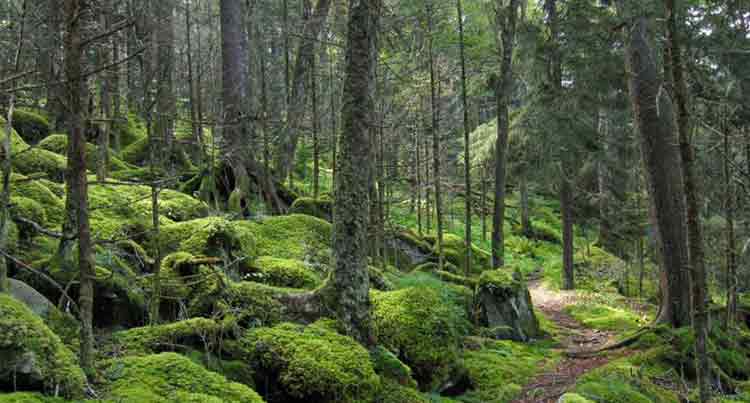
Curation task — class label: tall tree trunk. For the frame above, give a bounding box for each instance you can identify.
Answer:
[155,0,175,171]
[312,52,320,199]
[724,118,737,329]
[64,0,95,374]
[427,1,444,271]
[416,126,423,235]
[618,3,692,327]
[520,170,531,236]
[481,164,487,243]
[97,1,112,181]
[664,0,710,399]
[185,0,202,165]
[458,0,472,276]
[561,165,575,290]
[276,0,333,180]
[329,0,380,345]
[492,0,520,268]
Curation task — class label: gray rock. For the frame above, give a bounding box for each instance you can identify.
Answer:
[476,270,540,342]
[8,278,55,318]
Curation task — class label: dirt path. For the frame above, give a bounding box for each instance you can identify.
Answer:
[511,280,623,403]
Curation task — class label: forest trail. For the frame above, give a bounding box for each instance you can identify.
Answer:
[512,278,626,403]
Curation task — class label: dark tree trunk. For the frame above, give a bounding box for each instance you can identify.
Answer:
[491,0,519,268]
[276,0,333,180]
[457,0,472,276]
[561,167,575,290]
[329,0,380,345]
[64,0,95,374]
[618,5,692,327]
[155,0,176,171]
[664,0,710,399]
[427,1,444,271]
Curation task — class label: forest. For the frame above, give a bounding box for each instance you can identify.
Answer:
[0,0,749,402]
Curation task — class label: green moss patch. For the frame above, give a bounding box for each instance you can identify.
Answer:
[245,256,322,289]
[372,285,469,388]
[0,392,69,403]
[289,197,333,221]
[235,214,331,264]
[240,321,380,402]
[0,294,85,398]
[458,338,559,402]
[11,110,50,144]
[112,317,229,356]
[38,134,130,172]
[103,352,264,403]
[564,303,644,332]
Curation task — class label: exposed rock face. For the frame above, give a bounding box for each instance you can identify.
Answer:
[475,270,539,342]
[385,230,434,270]
[8,279,55,318]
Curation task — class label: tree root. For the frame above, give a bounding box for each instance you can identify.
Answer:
[566,326,655,358]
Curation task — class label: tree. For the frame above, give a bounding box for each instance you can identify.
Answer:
[63,0,96,374]
[330,0,380,345]
[617,1,692,327]
[491,0,520,268]
[457,0,472,276]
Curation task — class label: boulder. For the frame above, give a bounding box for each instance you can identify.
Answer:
[385,230,434,270]
[7,279,55,318]
[475,270,539,342]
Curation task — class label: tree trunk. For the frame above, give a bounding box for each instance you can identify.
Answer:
[97,2,112,182]
[155,0,175,171]
[276,0,333,180]
[520,171,531,236]
[312,52,320,199]
[618,4,692,327]
[416,126,423,235]
[663,0,710,399]
[491,0,519,269]
[724,118,737,329]
[561,166,575,290]
[185,0,202,165]
[64,0,96,374]
[329,0,380,345]
[426,2,444,271]
[457,0,472,276]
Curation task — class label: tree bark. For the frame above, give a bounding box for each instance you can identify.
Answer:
[663,0,710,399]
[618,3,692,327]
[561,165,575,290]
[276,0,333,180]
[64,0,96,374]
[426,1,444,271]
[491,0,519,269]
[457,0,472,276]
[155,0,175,171]
[329,0,380,345]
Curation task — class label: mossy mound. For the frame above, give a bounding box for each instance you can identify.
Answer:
[372,286,468,388]
[434,233,491,273]
[37,134,130,172]
[375,381,429,403]
[9,196,47,240]
[155,252,229,317]
[564,302,644,332]
[112,113,148,149]
[0,294,85,398]
[475,269,539,341]
[103,352,264,403]
[0,121,65,182]
[459,338,558,402]
[10,174,65,227]
[370,345,417,388]
[89,183,208,241]
[245,256,322,289]
[158,216,251,260]
[239,321,380,403]
[0,392,69,403]
[558,393,596,403]
[112,317,229,356]
[289,197,333,222]
[570,357,679,403]
[216,281,289,327]
[235,214,332,265]
[121,136,149,165]
[10,110,50,144]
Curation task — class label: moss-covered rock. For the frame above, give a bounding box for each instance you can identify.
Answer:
[11,110,50,145]
[235,214,331,266]
[475,269,540,342]
[103,352,264,403]
[375,381,429,403]
[372,286,468,388]
[558,393,596,403]
[386,229,434,270]
[12,148,67,183]
[9,196,47,241]
[217,281,289,327]
[121,136,149,165]
[239,321,379,402]
[370,345,417,388]
[38,134,130,172]
[112,317,231,356]
[0,392,69,403]
[289,197,333,222]
[11,174,65,226]
[0,294,85,398]
[245,256,322,289]
[434,233,491,273]
[112,113,148,149]
[158,217,250,261]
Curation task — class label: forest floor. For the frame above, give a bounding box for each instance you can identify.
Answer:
[512,277,632,402]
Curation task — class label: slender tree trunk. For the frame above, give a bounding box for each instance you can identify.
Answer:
[663,0,710,399]
[155,0,175,171]
[457,0,472,276]
[64,0,95,374]
[520,171,531,236]
[561,166,575,289]
[329,0,380,345]
[277,0,333,180]
[185,0,202,165]
[259,23,270,176]
[724,119,737,329]
[426,2,444,271]
[481,164,487,243]
[416,126,423,235]
[312,52,320,199]
[618,2,692,327]
[97,2,112,182]
[492,0,520,268]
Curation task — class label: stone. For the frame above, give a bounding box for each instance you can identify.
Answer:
[475,269,540,342]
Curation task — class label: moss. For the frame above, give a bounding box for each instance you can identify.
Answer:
[11,110,50,144]
[459,338,559,402]
[564,303,644,332]
[121,136,149,165]
[112,113,148,149]
[432,233,491,273]
[240,321,380,402]
[558,393,596,403]
[434,270,477,288]
[184,349,255,389]
[375,381,430,403]
[37,134,130,172]
[235,214,332,264]
[9,196,47,238]
[245,256,322,289]
[0,294,85,398]
[370,345,417,388]
[289,197,333,221]
[372,286,469,388]
[478,269,524,296]
[0,392,69,403]
[10,175,65,227]
[218,281,288,327]
[112,317,230,356]
[571,358,678,403]
[158,216,247,260]
[12,148,67,182]
[103,352,264,403]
